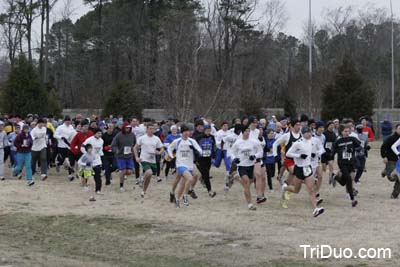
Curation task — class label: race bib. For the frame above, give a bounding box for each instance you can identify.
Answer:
[243,150,251,157]
[303,166,312,177]
[266,151,274,157]
[202,150,211,157]
[342,151,352,160]
[360,141,365,148]
[124,146,131,155]
[181,150,190,159]
[325,142,332,150]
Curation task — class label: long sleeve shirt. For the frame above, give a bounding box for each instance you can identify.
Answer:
[81,136,104,166]
[54,123,76,148]
[168,137,202,170]
[215,129,230,150]
[286,138,313,167]
[231,138,263,167]
[30,126,47,151]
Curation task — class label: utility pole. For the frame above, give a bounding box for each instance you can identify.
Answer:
[308,0,313,116]
[391,0,395,109]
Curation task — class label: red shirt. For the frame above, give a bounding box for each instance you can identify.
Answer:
[362,126,374,142]
[70,130,93,154]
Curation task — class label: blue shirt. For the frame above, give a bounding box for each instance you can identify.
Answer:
[264,138,276,164]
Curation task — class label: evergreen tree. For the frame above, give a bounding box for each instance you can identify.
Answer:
[1,55,48,116]
[321,57,375,121]
[102,80,143,119]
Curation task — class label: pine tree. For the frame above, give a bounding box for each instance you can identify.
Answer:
[102,80,143,119]
[1,55,48,116]
[321,57,375,121]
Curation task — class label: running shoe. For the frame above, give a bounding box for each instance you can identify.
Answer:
[183,195,189,206]
[156,176,162,183]
[0,177,5,181]
[83,186,89,192]
[248,204,257,211]
[89,196,96,202]
[381,170,386,178]
[209,191,216,198]
[120,187,125,193]
[27,180,35,186]
[390,194,398,199]
[313,207,324,217]
[269,189,274,193]
[170,192,176,203]
[140,191,145,198]
[317,198,323,206]
[68,175,75,182]
[96,191,104,195]
[352,200,358,207]
[353,189,359,197]
[223,185,230,192]
[41,174,48,181]
[256,197,267,204]
[188,190,198,199]
[281,200,288,209]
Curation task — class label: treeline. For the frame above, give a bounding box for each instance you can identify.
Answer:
[0,1,398,120]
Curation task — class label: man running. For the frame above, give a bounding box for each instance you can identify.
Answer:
[214,122,231,182]
[323,121,337,186]
[380,124,400,198]
[231,125,263,211]
[31,119,48,181]
[134,123,164,198]
[112,122,136,192]
[282,126,325,217]
[168,124,202,208]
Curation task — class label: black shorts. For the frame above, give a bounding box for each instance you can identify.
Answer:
[238,166,254,180]
[321,153,334,164]
[294,165,313,180]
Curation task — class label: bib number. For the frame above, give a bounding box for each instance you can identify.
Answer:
[202,150,211,157]
[124,146,131,155]
[325,142,332,150]
[342,151,352,160]
[181,151,190,159]
[303,166,312,177]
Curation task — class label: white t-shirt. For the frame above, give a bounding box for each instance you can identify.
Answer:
[54,123,76,148]
[31,126,47,151]
[81,136,104,166]
[215,129,230,150]
[249,128,260,141]
[168,137,202,170]
[137,134,163,164]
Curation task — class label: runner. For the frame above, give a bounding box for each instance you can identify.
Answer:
[7,124,20,172]
[264,128,276,192]
[333,125,361,207]
[355,123,370,184]
[214,121,231,184]
[231,125,263,210]
[81,129,104,194]
[380,124,400,198]
[69,120,93,180]
[134,123,164,198]
[30,118,48,181]
[0,121,9,181]
[163,125,180,180]
[102,124,117,186]
[78,144,96,201]
[167,124,202,208]
[111,122,136,192]
[323,121,337,186]
[54,116,77,181]
[13,125,34,186]
[282,126,325,217]
[224,124,242,191]
[195,124,217,197]
[313,121,326,202]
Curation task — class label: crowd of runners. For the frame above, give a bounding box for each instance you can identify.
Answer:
[0,112,398,217]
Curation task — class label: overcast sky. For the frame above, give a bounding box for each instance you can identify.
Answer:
[1,0,399,45]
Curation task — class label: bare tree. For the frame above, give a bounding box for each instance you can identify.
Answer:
[322,6,354,36]
[260,0,288,36]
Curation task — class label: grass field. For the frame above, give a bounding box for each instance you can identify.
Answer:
[0,144,399,267]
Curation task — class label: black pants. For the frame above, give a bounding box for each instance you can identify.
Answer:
[134,157,140,178]
[93,165,102,192]
[339,163,354,201]
[57,148,74,175]
[197,157,212,192]
[156,154,161,177]
[165,158,176,177]
[355,155,366,183]
[103,155,117,184]
[3,147,10,163]
[266,163,275,190]
[32,149,47,175]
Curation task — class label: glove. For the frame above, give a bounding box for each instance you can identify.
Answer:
[62,137,68,143]
[249,155,256,161]
[366,145,371,151]
[104,145,111,151]
[86,162,91,167]
[265,147,271,153]
[189,145,194,150]
[233,158,240,164]
[300,154,308,159]
[311,153,316,158]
